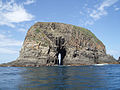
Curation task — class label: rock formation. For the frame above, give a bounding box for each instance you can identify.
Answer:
[118,57,120,63]
[1,22,118,66]
[118,57,120,60]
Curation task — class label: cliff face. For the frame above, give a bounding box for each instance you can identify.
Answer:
[6,22,117,66]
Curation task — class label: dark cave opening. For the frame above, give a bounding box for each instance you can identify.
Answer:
[55,36,66,65]
[56,47,66,65]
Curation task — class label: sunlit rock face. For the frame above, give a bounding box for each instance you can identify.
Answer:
[4,22,118,66]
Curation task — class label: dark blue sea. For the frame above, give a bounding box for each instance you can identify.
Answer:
[0,64,120,90]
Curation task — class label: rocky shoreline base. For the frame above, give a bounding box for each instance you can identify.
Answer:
[0,62,119,67]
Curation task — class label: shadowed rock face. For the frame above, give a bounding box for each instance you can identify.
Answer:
[2,22,118,66]
[119,57,120,60]
[118,57,120,63]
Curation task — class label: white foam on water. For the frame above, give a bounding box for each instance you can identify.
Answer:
[93,63,108,66]
[58,53,61,65]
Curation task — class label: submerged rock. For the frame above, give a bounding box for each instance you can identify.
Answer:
[1,22,118,67]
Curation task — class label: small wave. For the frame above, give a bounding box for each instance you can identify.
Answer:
[93,63,108,66]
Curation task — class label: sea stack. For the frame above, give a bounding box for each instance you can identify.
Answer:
[3,22,118,66]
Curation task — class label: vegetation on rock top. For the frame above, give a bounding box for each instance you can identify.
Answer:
[72,25,104,47]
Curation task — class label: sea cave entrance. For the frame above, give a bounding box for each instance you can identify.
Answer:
[55,36,66,65]
[56,47,66,65]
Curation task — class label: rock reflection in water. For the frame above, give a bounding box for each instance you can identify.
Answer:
[18,66,109,90]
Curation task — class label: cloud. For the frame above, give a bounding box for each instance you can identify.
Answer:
[0,48,18,54]
[0,33,23,54]
[0,34,22,47]
[24,0,36,5]
[98,0,118,11]
[90,9,107,20]
[115,7,120,11]
[0,0,2,7]
[90,0,118,20]
[0,0,34,27]
[85,21,94,26]
[80,0,119,26]
[18,28,26,32]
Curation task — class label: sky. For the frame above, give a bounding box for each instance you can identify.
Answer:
[0,0,120,63]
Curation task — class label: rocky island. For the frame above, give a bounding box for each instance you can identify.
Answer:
[0,22,118,67]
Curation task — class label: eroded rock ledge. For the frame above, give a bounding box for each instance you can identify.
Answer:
[0,22,118,67]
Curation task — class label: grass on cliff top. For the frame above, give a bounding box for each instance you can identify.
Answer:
[35,28,40,33]
[73,25,104,46]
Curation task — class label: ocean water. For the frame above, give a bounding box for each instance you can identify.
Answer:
[0,64,120,90]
